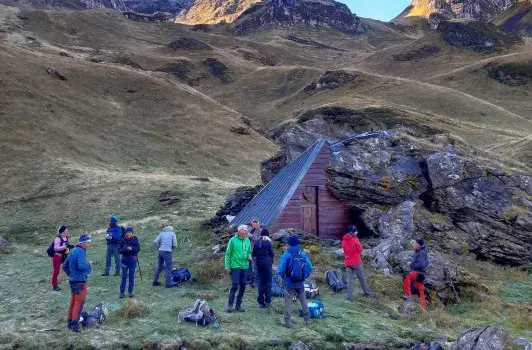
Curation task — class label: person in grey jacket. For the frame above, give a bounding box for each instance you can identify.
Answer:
[153,226,177,288]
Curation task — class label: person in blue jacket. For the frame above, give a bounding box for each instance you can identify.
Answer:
[62,234,93,333]
[278,235,313,328]
[103,215,122,276]
[118,227,140,298]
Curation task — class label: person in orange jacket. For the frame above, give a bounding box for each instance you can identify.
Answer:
[342,225,375,301]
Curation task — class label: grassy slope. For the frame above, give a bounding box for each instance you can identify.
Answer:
[0,187,531,349]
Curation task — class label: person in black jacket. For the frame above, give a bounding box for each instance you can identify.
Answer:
[118,227,140,298]
[401,238,429,310]
[252,228,275,308]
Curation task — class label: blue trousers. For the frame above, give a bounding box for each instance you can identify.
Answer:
[120,260,137,294]
[153,251,173,287]
[105,243,120,274]
[257,264,273,306]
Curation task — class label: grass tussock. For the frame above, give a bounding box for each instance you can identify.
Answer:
[507,304,532,330]
[117,299,149,318]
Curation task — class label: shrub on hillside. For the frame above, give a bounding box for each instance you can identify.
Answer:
[193,256,225,284]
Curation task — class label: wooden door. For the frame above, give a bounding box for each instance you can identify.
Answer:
[301,186,318,235]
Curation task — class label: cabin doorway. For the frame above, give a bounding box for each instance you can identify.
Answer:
[301,186,318,236]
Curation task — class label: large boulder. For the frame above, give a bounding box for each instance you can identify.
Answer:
[361,207,383,236]
[451,326,515,350]
[379,201,416,239]
[431,177,513,221]
[425,153,484,189]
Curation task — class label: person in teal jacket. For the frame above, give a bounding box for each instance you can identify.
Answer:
[224,224,252,313]
[62,234,93,333]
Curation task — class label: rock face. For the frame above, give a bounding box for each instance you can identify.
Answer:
[451,326,514,350]
[123,0,193,15]
[232,0,365,35]
[401,0,518,22]
[203,185,262,230]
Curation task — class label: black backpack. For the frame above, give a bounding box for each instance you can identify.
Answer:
[120,226,126,239]
[46,235,65,257]
[172,267,193,284]
[325,270,347,292]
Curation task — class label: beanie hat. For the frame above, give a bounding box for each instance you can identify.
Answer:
[109,216,119,224]
[79,234,92,243]
[260,228,270,237]
[415,238,425,247]
[125,227,134,233]
[58,225,67,234]
[288,235,299,247]
[347,225,357,234]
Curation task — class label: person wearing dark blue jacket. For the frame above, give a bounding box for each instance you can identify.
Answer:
[402,239,429,310]
[103,215,122,276]
[118,227,140,298]
[62,234,93,333]
[252,228,274,308]
[278,235,313,328]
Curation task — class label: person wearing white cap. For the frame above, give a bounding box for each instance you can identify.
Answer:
[153,226,177,288]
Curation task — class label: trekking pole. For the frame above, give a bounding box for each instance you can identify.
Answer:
[445,267,460,304]
[137,257,143,283]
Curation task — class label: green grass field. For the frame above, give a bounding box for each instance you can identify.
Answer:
[1,188,531,350]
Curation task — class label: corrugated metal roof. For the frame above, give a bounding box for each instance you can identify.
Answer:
[230,138,328,229]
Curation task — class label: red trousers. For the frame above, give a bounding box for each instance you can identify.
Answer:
[51,254,62,287]
[403,271,427,310]
[68,282,88,321]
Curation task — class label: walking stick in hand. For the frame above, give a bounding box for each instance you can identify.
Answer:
[137,257,143,283]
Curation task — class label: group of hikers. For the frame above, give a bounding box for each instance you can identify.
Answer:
[50,216,428,332]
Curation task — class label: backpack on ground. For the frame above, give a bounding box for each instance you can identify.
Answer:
[325,270,347,292]
[271,275,284,297]
[172,267,193,284]
[46,236,65,257]
[80,303,108,328]
[178,299,213,327]
[304,282,319,299]
[286,250,311,283]
[300,299,324,319]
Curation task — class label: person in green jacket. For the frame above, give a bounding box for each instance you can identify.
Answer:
[225,224,252,313]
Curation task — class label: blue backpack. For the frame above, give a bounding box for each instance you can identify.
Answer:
[305,300,324,319]
[172,267,192,284]
[287,250,311,283]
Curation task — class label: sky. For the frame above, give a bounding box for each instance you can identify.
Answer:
[342,0,412,22]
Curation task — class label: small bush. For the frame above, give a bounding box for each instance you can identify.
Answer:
[203,58,233,84]
[117,299,149,318]
[193,256,225,284]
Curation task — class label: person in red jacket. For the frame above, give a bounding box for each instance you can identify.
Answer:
[342,225,375,301]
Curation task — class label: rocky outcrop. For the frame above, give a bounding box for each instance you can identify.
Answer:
[261,150,289,184]
[400,0,518,22]
[232,0,365,35]
[123,0,193,15]
[203,185,262,231]
[451,326,514,350]
[437,20,520,52]
[123,11,173,22]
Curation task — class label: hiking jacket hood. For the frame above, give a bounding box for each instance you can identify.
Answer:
[252,236,274,266]
[62,245,92,282]
[225,234,252,269]
[119,236,140,262]
[278,245,313,289]
[154,226,177,252]
[342,234,363,267]
[411,246,428,274]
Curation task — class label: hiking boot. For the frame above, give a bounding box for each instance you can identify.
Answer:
[305,319,310,327]
[70,321,80,333]
[235,306,245,312]
[365,292,377,299]
[281,321,292,329]
[345,297,354,303]
[401,295,411,300]
[152,281,162,286]
[67,319,72,330]
[226,305,233,313]
[53,285,61,291]
[129,293,134,298]
[119,293,125,298]
[114,271,120,276]
[259,304,266,309]
[102,272,109,276]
